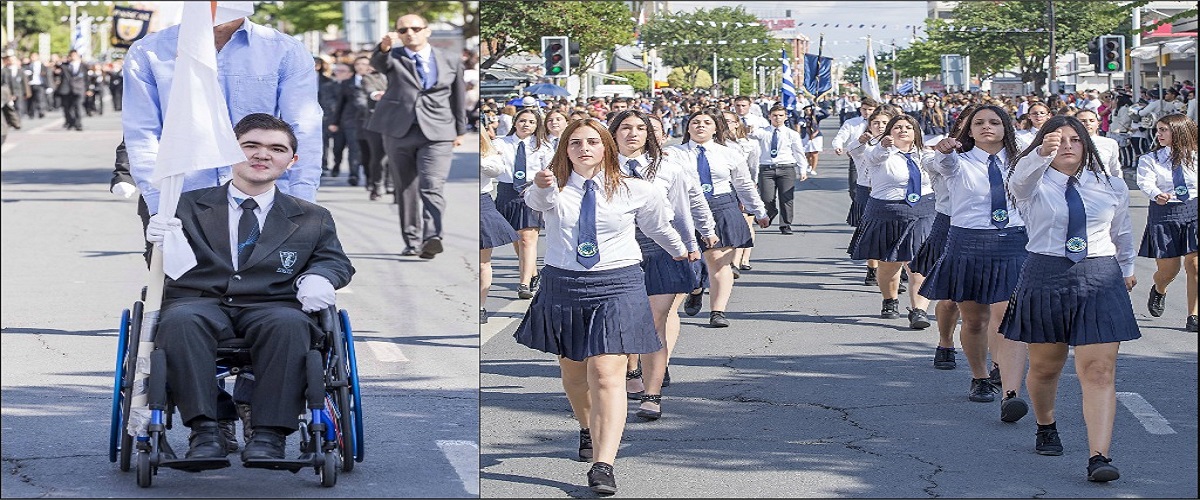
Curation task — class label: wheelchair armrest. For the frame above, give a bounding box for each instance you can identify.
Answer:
[317,305,338,334]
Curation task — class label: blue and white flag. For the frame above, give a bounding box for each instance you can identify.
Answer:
[897,77,916,95]
[781,49,797,111]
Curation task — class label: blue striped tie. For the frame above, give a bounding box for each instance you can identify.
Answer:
[577,179,599,268]
[512,141,527,193]
[237,198,260,268]
[1065,176,1088,262]
[988,154,1009,228]
[1172,165,1190,201]
[697,145,714,198]
[902,152,922,206]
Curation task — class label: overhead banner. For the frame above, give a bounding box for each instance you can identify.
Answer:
[111,6,154,49]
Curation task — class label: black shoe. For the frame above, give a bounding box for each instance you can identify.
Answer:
[1035,422,1064,456]
[480,308,488,324]
[730,263,741,279]
[530,273,541,292]
[635,394,662,420]
[330,168,341,178]
[969,377,998,402]
[1188,315,1199,332]
[881,298,900,319]
[1000,390,1029,423]
[347,175,359,186]
[419,237,443,259]
[401,246,418,256]
[684,290,703,316]
[186,420,228,459]
[864,267,878,286]
[989,363,1002,387]
[626,368,644,400]
[662,366,671,387]
[588,462,617,495]
[577,428,593,462]
[908,308,930,329]
[709,311,730,328]
[1087,453,1120,482]
[739,264,752,271]
[219,419,239,453]
[517,284,534,299]
[1148,286,1166,317]
[898,281,907,293]
[780,226,793,234]
[933,347,956,370]
[241,427,287,461]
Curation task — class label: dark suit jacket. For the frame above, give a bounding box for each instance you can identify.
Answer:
[55,62,88,96]
[2,66,30,99]
[164,184,355,306]
[331,73,386,129]
[365,45,466,141]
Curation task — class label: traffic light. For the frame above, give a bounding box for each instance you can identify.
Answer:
[1098,35,1126,74]
[1088,38,1101,72]
[542,36,569,77]
[567,39,581,74]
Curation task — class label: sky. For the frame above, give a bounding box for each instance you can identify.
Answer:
[661,1,931,62]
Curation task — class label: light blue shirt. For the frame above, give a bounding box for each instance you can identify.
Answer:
[123,18,323,214]
[402,45,437,89]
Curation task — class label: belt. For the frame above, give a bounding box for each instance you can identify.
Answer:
[759,163,797,169]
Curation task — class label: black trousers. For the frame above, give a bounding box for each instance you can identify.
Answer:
[847,157,858,201]
[758,164,797,228]
[359,126,386,191]
[109,85,123,111]
[60,93,82,128]
[155,298,320,431]
[26,85,45,117]
[383,124,455,246]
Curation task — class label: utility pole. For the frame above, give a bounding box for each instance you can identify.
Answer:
[712,52,718,92]
[890,38,897,91]
[1132,6,1141,92]
[1047,0,1057,96]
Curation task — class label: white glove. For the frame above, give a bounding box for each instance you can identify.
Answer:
[111,181,138,199]
[296,274,336,313]
[145,214,182,244]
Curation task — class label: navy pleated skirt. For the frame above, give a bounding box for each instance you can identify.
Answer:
[513,264,663,361]
[698,193,753,250]
[494,182,542,231]
[1138,199,1198,258]
[909,211,951,275]
[637,230,701,295]
[919,225,1029,304]
[849,195,935,262]
[480,193,519,250]
[1000,254,1141,346]
[845,184,872,227]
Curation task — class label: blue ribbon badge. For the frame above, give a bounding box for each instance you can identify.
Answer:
[1066,236,1087,254]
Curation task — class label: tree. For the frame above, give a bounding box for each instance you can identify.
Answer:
[893,38,943,81]
[842,52,895,93]
[640,6,783,90]
[480,1,634,72]
[614,71,650,92]
[251,1,472,38]
[0,2,113,56]
[667,67,711,91]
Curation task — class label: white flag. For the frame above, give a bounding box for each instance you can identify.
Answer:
[861,38,882,102]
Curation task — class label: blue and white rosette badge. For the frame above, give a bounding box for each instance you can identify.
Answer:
[1175,185,1188,197]
[1066,236,1087,254]
[906,193,921,204]
[514,170,526,181]
[702,183,713,194]
[992,208,1008,222]
[577,241,598,258]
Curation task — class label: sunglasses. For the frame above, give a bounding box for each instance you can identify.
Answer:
[396,26,426,34]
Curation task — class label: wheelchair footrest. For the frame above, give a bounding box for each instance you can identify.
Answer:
[160,457,232,473]
[241,454,314,473]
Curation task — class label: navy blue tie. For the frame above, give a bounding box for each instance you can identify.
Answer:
[1065,176,1088,262]
[902,152,922,206]
[413,53,431,89]
[988,154,1009,228]
[512,141,527,193]
[627,159,641,178]
[697,145,714,198]
[1172,166,1190,201]
[770,128,779,158]
[237,197,260,269]
[577,179,599,268]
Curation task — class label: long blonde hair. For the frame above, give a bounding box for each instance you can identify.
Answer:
[480,133,497,157]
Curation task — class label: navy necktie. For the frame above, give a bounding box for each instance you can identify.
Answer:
[770,128,779,158]
[901,152,922,206]
[1172,165,1190,201]
[988,154,1009,228]
[696,145,714,198]
[413,53,430,89]
[513,141,527,192]
[237,197,260,269]
[627,159,641,178]
[577,179,599,268]
[1065,176,1088,262]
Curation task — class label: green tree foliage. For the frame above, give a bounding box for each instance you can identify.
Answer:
[252,1,472,37]
[893,37,943,80]
[640,6,782,89]
[614,71,650,92]
[842,52,896,93]
[480,1,634,71]
[667,66,711,91]
[1,2,112,56]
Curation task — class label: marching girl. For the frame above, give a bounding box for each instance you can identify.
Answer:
[797,103,829,175]
[851,114,937,325]
[1001,115,1139,482]
[848,105,904,287]
[1136,114,1198,331]
[514,118,688,495]
[609,109,717,421]
[545,109,569,150]
[1015,101,1051,147]
[479,134,519,324]
[673,108,770,327]
[927,105,1032,413]
[1075,109,1122,177]
[493,108,553,299]
[723,109,762,275]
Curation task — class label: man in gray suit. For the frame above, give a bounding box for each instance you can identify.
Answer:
[366,13,467,259]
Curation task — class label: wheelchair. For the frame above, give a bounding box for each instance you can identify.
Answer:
[108,296,364,488]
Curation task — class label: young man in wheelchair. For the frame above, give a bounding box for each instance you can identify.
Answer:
[145,113,355,465]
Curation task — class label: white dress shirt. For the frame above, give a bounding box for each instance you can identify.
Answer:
[1009,151,1135,277]
[733,137,762,181]
[659,149,718,242]
[831,115,867,151]
[1014,128,1039,148]
[931,147,1027,229]
[667,140,767,219]
[847,136,877,187]
[481,153,505,194]
[1136,147,1198,202]
[1091,134,1122,177]
[861,144,938,200]
[738,113,769,130]
[226,184,275,271]
[524,170,687,271]
[619,152,715,253]
[749,125,808,168]
[491,134,553,185]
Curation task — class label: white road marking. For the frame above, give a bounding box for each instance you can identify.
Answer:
[1116,392,1176,435]
[2,119,66,154]
[436,440,479,496]
[480,298,531,345]
[364,340,408,362]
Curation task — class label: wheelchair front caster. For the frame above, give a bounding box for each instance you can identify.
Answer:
[320,452,338,487]
[136,451,153,488]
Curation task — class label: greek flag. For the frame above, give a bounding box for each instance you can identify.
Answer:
[781,49,797,111]
[897,78,916,95]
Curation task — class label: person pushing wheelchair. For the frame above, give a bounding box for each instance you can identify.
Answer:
[144,113,355,465]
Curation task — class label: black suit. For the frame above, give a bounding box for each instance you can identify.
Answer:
[156,183,354,431]
[107,69,124,111]
[55,61,87,129]
[23,61,51,117]
[2,65,30,117]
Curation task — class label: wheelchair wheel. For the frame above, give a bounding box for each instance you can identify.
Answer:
[109,308,130,466]
[136,450,152,488]
[339,309,364,464]
[320,451,339,487]
[117,302,145,471]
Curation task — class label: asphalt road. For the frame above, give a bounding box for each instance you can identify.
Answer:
[1,109,481,497]
[479,118,1198,498]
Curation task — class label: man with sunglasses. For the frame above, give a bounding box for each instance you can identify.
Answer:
[366,13,467,259]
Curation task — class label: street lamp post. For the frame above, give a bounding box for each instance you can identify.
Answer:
[751,51,771,95]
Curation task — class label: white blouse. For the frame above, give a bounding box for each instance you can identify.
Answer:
[524,170,687,272]
[1091,134,1122,178]
[847,138,876,187]
[668,140,767,219]
[861,143,938,200]
[1136,147,1198,202]
[481,153,505,194]
[619,152,716,253]
[930,147,1027,229]
[491,134,553,185]
[1009,150,1135,277]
